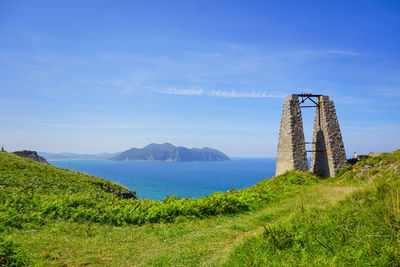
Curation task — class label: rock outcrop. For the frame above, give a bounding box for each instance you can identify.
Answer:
[103,184,137,199]
[13,150,49,164]
[368,152,382,157]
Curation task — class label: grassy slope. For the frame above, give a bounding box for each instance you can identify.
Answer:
[224,150,400,266]
[0,152,319,228]
[0,150,399,265]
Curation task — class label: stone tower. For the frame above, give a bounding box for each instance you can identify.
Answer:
[310,96,347,177]
[275,95,308,176]
[275,94,346,177]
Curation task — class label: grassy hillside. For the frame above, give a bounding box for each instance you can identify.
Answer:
[0,150,399,265]
[0,152,317,228]
[224,150,400,266]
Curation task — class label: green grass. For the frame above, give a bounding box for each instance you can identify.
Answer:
[224,150,400,266]
[0,150,399,265]
[0,152,318,228]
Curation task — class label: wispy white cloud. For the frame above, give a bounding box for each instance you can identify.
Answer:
[91,45,368,99]
[159,88,286,98]
[208,90,284,98]
[160,88,204,96]
[328,50,360,56]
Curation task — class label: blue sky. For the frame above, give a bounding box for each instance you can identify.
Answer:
[0,0,399,157]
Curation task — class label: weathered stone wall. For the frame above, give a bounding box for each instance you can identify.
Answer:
[310,96,347,177]
[275,95,308,176]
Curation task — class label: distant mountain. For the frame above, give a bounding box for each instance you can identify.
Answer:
[111,143,230,162]
[38,152,120,161]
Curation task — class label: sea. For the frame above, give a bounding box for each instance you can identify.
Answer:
[50,158,276,200]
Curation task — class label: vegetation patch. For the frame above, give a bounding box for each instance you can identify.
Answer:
[1,150,399,265]
[224,150,400,266]
[0,238,30,266]
[0,152,317,228]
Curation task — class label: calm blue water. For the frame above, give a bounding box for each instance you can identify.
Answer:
[50,158,276,200]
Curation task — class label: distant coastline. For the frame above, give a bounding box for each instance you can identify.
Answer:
[38,152,120,161]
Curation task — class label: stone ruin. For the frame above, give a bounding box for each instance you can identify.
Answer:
[275,94,347,177]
